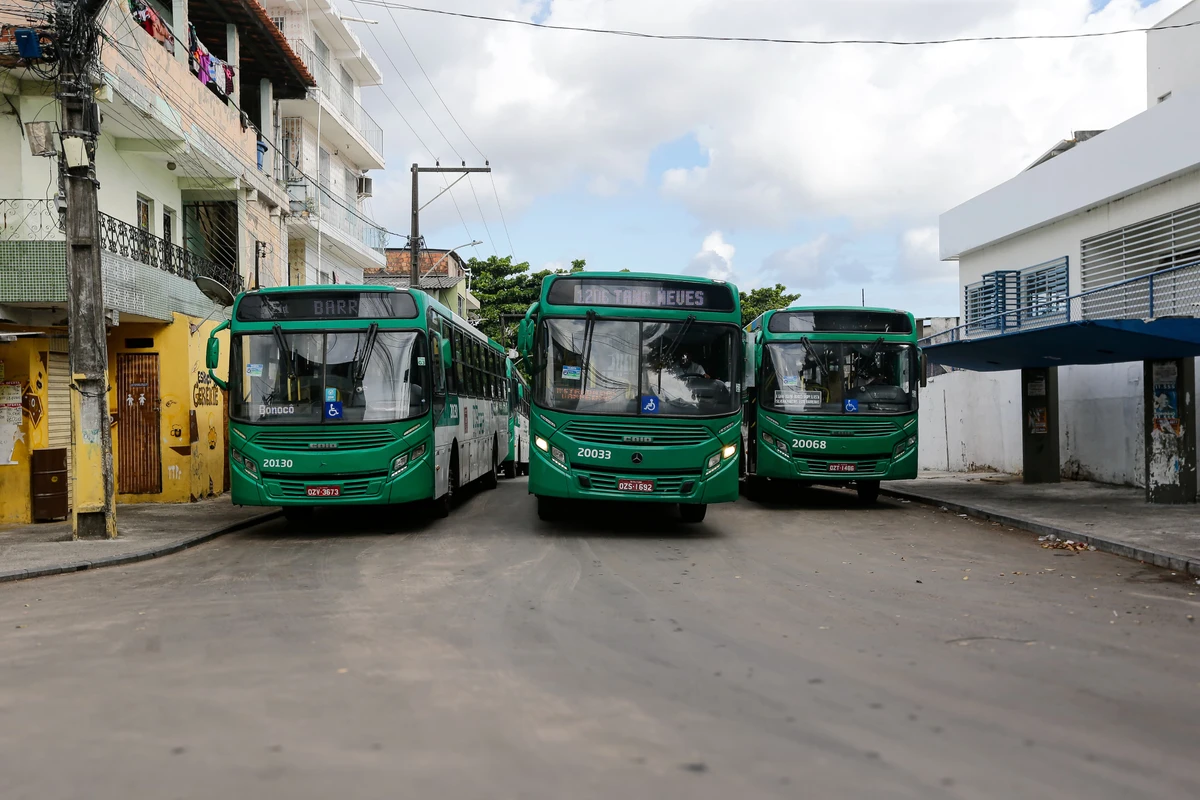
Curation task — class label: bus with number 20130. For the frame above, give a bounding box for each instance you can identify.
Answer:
[516,272,744,523]
[205,285,510,521]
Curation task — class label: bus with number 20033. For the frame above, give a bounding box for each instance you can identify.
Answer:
[205,285,510,521]
[515,272,744,523]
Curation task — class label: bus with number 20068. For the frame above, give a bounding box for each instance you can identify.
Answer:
[516,272,744,523]
[742,306,923,504]
[204,285,510,521]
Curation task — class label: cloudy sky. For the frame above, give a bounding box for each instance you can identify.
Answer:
[347,0,1187,315]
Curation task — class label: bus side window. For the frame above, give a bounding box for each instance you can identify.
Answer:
[453,330,465,395]
[429,313,446,398]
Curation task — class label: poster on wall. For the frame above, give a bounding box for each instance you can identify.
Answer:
[0,381,23,465]
[1152,363,1182,437]
[1027,407,1048,435]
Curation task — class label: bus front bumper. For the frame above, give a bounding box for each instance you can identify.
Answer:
[755,439,918,482]
[230,457,435,507]
[529,446,739,504]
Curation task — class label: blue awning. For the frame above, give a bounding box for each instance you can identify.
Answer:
[925,318,1200,371]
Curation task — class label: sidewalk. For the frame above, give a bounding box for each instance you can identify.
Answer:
[886,472,1200,577]
[0,498,278,583]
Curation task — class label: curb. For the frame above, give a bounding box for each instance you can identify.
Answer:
[0,510,282,584]
[882,487,1200,578]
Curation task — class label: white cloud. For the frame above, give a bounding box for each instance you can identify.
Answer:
[686,231,737,281]
[899,225,956,283]
[359,0,1189,241]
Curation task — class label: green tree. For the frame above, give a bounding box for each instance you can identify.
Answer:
[466,257,589,346]
[739,284,801,327]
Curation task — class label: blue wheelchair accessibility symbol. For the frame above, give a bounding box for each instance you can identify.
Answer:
[324,401,343,419]
[641,395,660,414]
[844,399,859,413]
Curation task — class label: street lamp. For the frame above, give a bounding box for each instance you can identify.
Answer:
[421,240,482,282]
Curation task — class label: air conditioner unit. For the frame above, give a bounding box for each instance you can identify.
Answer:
[357,176,373,197]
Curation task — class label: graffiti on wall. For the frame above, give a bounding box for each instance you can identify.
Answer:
[1,381,24,465]
[193,370,221,407]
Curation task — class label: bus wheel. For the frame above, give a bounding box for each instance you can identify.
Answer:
[431,450,459,518]
[536,495,560,521]
[503,460,516,479]
[482,441,499,490]
[856,480,881,506]
[679,504,707,523]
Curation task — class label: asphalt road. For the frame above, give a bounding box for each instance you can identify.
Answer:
[2,479,1199,800]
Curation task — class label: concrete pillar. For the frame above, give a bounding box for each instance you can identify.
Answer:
[1143,358,1197,503]
[171,0,188,67]
[259,78,274,174]
[226,23,240,106]
[1021,367,1060,484]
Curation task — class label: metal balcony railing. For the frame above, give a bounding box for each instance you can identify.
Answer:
[924,259,1200,347]
[286,180,388,254]
[1,199,243,293]
[292,41,385,157]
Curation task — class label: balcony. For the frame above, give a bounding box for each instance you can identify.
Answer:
[286,40,384,170]
[286,180,387,271]
[1,199,242,321]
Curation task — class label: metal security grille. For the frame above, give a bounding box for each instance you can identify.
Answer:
[47,351,72,510]
[1081,203,1200,318]
[281,117,304,184]
[117,353,162,495]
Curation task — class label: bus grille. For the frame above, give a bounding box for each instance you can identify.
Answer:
[561,421,711,446]
[786,419,898,437]
[276,479,375,498]
[253,429,398,451]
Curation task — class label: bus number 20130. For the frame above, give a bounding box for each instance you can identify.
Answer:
[262,459,294,469]
[791,439,827,450]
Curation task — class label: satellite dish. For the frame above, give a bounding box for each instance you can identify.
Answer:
[194,276,236,307]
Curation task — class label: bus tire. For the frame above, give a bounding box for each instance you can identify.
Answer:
[680,503,707,523]
[482,440,499,490]
[856,480,881,505]
[503,460,516,479]
[536,495,560,521]
[431,447,459,517]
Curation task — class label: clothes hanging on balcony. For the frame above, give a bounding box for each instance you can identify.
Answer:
[129,0,175,55]
[188,24,212,84]
[223,64,235,96]
[208,54,227,97]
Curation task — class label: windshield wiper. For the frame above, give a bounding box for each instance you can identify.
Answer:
[799,336,831,379]
[353,322,380,384]
[273,324,294,380]
[664,314,696,363]
[579,311,597,396]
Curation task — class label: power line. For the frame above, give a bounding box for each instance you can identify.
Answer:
[351,1,1200,47]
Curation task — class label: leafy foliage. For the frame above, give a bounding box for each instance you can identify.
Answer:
[739,284,801,327]
[468,257,589,346]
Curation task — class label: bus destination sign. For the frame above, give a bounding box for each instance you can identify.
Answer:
[237,291,418,322]
[548,278,735,311]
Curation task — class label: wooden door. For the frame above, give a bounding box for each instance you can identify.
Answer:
[117,353,162,494]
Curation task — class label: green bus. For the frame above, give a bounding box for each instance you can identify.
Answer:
[743,306,922,504]
[516,273,743,523]
[503,356,530,478]
[205,285,510,520]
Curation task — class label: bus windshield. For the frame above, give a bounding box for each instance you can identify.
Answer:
[230,330,428,424]
[537,318,738,417]
[762,340,916,415]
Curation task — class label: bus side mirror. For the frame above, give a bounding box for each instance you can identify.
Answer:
[205,337,220,370]
[441,337,452,371]
[919,351,928,388]
[517,319,533,359]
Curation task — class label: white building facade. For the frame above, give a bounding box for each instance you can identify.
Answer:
[264,0,388,285]
[927,1,1200,494]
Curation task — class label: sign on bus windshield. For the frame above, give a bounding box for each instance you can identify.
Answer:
[548,278,735,312]
[236,291,419,322]
[768,310,912,335]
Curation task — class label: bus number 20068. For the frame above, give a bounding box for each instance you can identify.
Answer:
[791,440,827,450]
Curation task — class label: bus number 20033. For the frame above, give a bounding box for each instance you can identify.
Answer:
[578,448,613,460]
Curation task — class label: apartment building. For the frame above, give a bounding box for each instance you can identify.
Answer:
[264,0,388,285]
[0,0,314,523]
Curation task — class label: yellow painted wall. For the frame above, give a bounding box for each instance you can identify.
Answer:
[107,314,229,505]
[0,340,51,524]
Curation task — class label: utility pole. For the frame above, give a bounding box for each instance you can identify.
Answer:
[254,240,265,289]
[57,0,116,538]
[410,163,492,287]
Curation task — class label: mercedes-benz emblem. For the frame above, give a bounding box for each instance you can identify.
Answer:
[631,453,643,464]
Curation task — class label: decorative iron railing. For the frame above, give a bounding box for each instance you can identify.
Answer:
[0,198,62,241]
[98,212,244,292]
[924,259,1200,347]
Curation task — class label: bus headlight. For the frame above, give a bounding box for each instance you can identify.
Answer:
[231,450,244,468]
[722,444,737,459]
[707,453,721,472]
[762,432,775,447]
[893,436,917,458]
[551,446,567,467]
[410,443,427,461]
[241,455,257,475]
[535,436,549,452]
[391,454,409,475]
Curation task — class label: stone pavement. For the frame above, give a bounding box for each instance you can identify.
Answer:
[886,472,1200,577]
[0,498,277,582]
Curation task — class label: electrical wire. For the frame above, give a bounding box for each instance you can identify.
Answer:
[350,1,1200,47]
